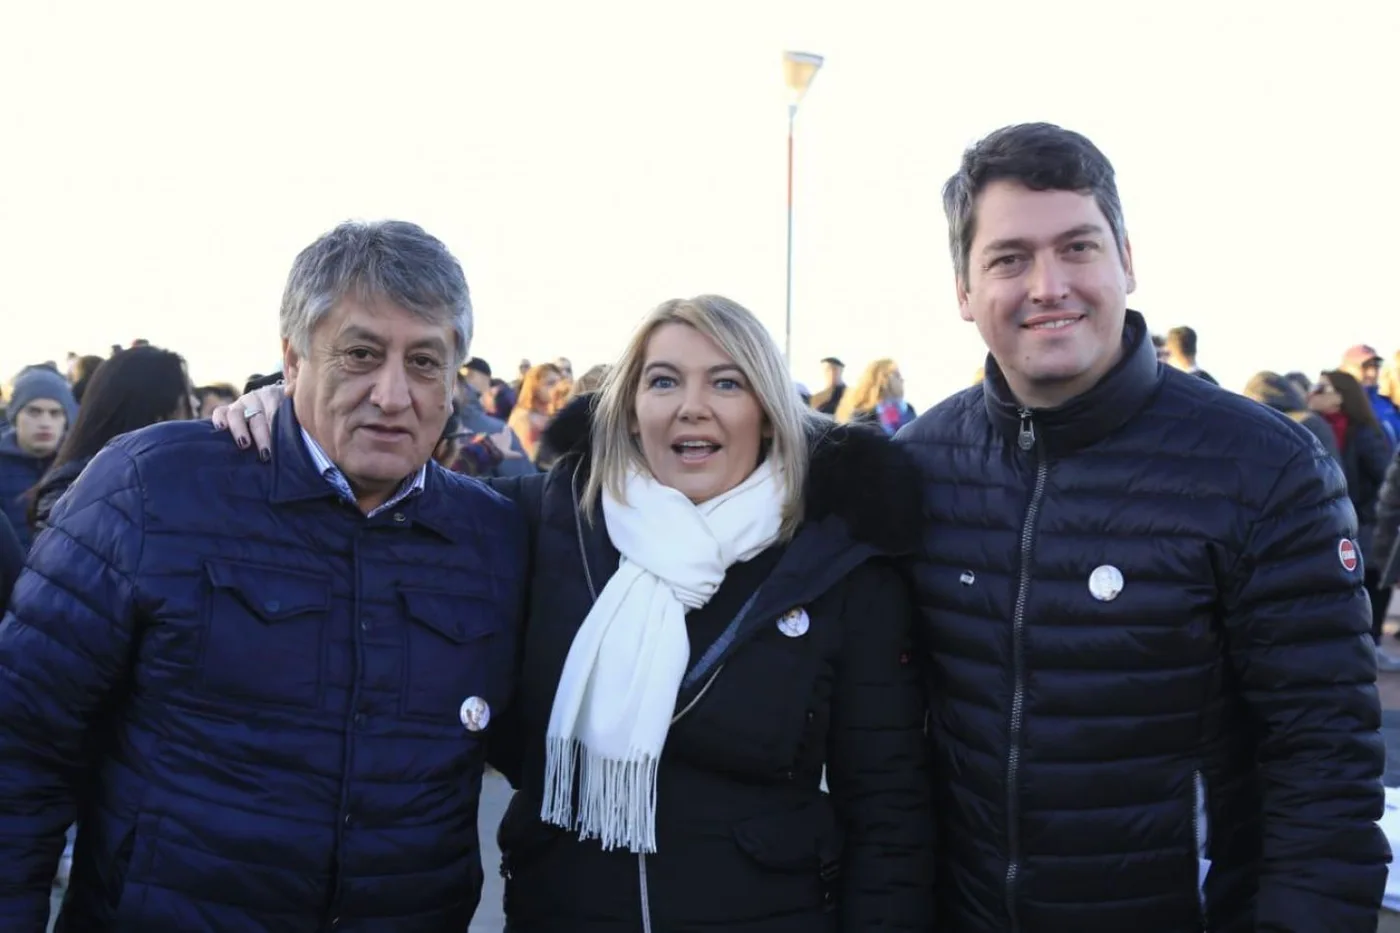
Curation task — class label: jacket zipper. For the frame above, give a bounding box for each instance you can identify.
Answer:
[1005,407,1047,932]
[571,465,656,933]
[1193,769,1210,930]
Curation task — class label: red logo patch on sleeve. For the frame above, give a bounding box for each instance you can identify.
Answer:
[1339,538,1359,573]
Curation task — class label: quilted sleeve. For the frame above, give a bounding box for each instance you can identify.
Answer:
[1221,444,1389,932]
[826,560,935,930]
[0,444,145,928]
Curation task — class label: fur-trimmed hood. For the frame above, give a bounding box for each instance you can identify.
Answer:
[541,393,923,556]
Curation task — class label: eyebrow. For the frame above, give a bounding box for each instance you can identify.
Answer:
[339,326,449,354]
[981,223,1107,255]
[643,361,744,377]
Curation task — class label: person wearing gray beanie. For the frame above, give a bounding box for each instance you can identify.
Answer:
[1,365,78,550]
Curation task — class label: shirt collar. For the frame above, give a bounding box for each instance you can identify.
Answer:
[299,428,426,517]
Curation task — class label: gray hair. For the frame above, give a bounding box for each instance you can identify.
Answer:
[280,220,472,367]
[942,123,1128,287]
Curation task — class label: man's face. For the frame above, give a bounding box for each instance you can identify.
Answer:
[822,362,843,386]
[1347,359,1382,388]
[14,400,66,456]
[284,297,456,512]
[958,180,1135,409]
[464,369,492,397]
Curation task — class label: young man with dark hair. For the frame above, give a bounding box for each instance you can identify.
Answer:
[898,122,1386,932]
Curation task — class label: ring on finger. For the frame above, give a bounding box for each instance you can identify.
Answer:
[243,407,263,419]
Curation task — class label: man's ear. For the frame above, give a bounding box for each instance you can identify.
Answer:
[281,338,300,394]
[1123,238,1137,294]
[957,277,974,322]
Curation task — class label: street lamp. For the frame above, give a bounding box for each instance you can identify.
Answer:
[782,50,823,367]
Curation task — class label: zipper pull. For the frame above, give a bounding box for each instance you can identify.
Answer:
[1017,408,1036,451]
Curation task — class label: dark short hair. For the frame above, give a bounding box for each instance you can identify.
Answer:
[942,122,1128,285]
[464,357,492,378]
[820,356,844,368]
[1166,326,1198,358]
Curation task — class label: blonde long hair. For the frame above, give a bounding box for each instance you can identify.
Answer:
[834,358,899,423]
[582,295,825,541]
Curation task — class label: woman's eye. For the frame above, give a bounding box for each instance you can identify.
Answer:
[715,378,742,391]
[649,376,677,389]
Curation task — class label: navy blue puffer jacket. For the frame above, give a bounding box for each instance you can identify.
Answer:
[0,401,526,932]
[897,313,1388,933]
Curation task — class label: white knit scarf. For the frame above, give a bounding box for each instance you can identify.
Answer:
[540,459,785,853]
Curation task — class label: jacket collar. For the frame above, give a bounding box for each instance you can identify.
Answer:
[268,397,464,542]
[982,309,1163,458]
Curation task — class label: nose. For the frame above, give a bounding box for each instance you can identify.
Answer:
[1027,255,1071,306]
[676,381,711,422]
[369,361,412,414]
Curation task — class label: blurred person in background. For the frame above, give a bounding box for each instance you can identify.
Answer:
[1243,371,1339,459]
[833,358,917,435]
[570,363,609,397]
[553,356,573,380]
[1310,370,1396,665]
[28,345,195,535]
[508,362,563,461]
[0,366,78,551]
[457,358,534,476]
[1340,344,1400,444]
[195,383,239,419]
[68,355,106,405]
[1163,325,1218,385]
[808,356,846,415]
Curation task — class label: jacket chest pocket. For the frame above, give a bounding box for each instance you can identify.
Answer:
[671,618,824,774]
[201,561,330,709]
[399,587,506,723]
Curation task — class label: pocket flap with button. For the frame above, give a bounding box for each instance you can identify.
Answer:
[732,799,842,872]
[398,587,498,645]
[205,561,330,623]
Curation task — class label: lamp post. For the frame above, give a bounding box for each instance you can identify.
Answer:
[782,50,823,367]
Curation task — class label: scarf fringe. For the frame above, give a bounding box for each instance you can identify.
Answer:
[541,735,660,854]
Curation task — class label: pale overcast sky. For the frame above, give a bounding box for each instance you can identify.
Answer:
[2,0,1396,404]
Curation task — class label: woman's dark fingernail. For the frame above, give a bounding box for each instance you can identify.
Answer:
[258,448,271,462]
[236,436,250,449]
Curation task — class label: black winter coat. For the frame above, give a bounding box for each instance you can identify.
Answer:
[487,397,933,932]
[1374,445,1400,585]
[896,312,1387,933]
[1337,421,1391,561]
[28,455,91,534]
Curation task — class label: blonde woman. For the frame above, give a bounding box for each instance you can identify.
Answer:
[507,362,563,461]
[833,358,917,436]
[217,294,933,931]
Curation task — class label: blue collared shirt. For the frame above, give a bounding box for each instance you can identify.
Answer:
[300,429,426,517]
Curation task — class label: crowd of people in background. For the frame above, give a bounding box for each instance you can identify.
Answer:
[6,330,1400,602]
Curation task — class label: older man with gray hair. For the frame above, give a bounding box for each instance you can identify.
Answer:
[0,220,526,931]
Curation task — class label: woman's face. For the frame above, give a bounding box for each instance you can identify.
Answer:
[1309,377,1342,414]
[632,323,766,505]
[534,370,561,408]
[884,366,904,400]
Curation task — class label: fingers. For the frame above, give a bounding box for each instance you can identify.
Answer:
[224,405,253,450]
[211,405,230,430]
[250,411,273,459]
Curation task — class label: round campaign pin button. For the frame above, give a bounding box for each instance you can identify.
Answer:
[459,696,491,732]
[1088,565,1124,602]
[1339,538,1359,573]
[777,608,810,638]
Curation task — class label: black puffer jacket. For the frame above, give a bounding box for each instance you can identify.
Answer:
[896,312,1387,933]
[488,396,933,932]
[27,455,91,535]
